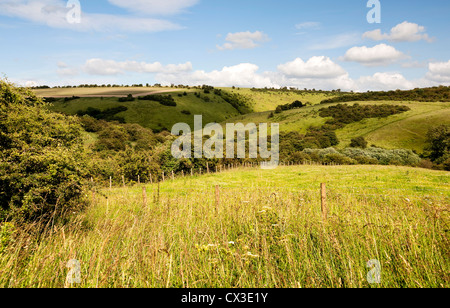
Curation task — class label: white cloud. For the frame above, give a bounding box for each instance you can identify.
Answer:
[295,21,321,31]
[356,72,415,91]
[340,44,407,66]
[309,33,361,50]
[425,60,450,83]
[157,63,279,88]
[217,31,270,50]
[83,59,193,75]
[57,67,79,77]
[277,56,347,79]
[363,21,433,43]
[0,0,185,32]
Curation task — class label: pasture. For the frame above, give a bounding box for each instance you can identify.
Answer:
[1,165,448,288]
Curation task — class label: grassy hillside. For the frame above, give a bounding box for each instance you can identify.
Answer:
[34,86,450,153]
[227,101,450,153]
[46,92,242,132]
[221,87,337,112]
[1,165,448,288]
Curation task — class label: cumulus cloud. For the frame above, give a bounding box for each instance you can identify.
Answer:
[277,56,347,79]
[363,21,434,43]
[83,59,193,75]
[157,63,279,88]
[425,60,450,83]
[0,0,186,32]
[340,44,407,66]
[356,72,415,91]
[217,31,270,50]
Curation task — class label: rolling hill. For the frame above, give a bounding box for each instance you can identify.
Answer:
[33,86,450,153]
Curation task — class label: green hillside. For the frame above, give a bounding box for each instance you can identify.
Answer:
[227,101,450,153]
[34,86,450,153]
[220,87,338,112]
[46,91,242,132]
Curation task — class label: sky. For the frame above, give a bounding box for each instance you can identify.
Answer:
[1,0,450,91]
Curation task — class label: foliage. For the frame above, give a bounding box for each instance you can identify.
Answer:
[350,136,368,149]
[0,80,89,223]
[320,86,450,104]
[275,100,305,113]
[424,125,450,162]
[76,106,128,123]
[213,88,254,114]
[118,94,135,102]
[138,94,177,107]
[319,103,411,126]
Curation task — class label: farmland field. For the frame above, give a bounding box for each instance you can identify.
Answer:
[1,165,448,288]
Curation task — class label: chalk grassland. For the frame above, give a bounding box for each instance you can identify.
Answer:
[228,101,450,152]
[46,93,242,132]
[1,165,448,288]
[219,88,335,112]
[34,87,450,152]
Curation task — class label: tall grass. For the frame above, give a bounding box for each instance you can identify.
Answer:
[0,165,449,288]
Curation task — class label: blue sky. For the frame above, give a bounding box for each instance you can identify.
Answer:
[1,0,450,91]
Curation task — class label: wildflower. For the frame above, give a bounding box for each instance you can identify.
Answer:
[244,252,259,259]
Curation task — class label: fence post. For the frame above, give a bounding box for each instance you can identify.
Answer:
[207,162,210,174]
[122,175,125,187]
[171,170,174,181]
[138,175,140,184]
[321,183,328,221]
[162,172,165,182]
[143,186,147,207]
[109,176,112,190]
[150,173,153,184]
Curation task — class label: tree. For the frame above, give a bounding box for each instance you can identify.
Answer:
[350,136,368,149]
[425,125,450,161]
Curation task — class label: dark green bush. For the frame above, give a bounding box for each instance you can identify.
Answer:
[0,80,89,223]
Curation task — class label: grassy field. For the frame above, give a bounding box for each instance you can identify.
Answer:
[1,165,448,288]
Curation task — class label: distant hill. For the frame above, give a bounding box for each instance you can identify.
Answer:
[33,85,450,153]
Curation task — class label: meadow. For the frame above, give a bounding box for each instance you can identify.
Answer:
[1,165,448,288]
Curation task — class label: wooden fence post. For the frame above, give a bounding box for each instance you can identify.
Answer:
[138,175,140,184]
[162,172,165,182]
[321,183,328,221]
[207,162,210,174]
[171,170,174,181]
[122,175,125,187]
[109,176,112,190]
[143,186,147,207]
[150,173,153,184]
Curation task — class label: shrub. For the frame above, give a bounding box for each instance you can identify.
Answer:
[350,136,368,149]
[0,80,89,223]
